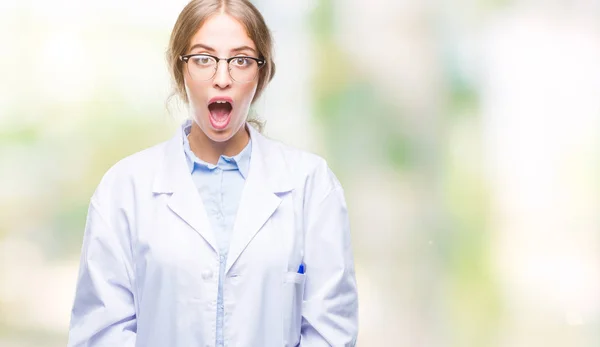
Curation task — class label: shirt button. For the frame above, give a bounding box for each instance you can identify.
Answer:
[201,270,213,280]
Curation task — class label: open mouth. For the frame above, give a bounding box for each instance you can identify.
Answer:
[208,100,233,130]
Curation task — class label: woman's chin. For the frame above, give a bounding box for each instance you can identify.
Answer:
[192,113,246,144]
[202,126,231,141]
[203,122,236,142]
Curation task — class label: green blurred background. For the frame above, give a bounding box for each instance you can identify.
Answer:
[1,0,599,346]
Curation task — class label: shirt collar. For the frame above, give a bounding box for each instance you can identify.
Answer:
[182,120,252,179]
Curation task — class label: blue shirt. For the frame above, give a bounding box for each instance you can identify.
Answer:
[182,123,251,347]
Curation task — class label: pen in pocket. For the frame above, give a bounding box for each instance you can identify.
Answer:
[297,263,305,274]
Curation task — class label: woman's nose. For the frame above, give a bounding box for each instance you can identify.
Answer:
[213,60,232,88]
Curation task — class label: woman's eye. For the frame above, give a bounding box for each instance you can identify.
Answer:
[193,56,212,65]
[233,58,248,66]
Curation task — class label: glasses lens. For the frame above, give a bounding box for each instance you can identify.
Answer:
[229,57,260,83]
[187,55,217,81]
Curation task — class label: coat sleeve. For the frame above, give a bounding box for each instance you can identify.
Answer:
[68,198,137,347]
[300,181,359,347]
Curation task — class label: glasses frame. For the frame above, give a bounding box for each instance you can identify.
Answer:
[179,53,266,83]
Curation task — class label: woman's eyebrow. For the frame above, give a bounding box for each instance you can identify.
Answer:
[189,43,215,52]
[230,45,257,55]
[189,43,257,55]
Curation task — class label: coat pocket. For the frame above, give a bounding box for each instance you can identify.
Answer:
[282,271,306,347]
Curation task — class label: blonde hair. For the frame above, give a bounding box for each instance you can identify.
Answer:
[166,0,275,131]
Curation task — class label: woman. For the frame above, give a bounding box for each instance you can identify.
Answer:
[68,1,358,346]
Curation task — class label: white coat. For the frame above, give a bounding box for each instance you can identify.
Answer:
[68,122,358,347]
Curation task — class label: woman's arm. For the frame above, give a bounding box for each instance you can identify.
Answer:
[68,199,137,346]
[300,177,359,347]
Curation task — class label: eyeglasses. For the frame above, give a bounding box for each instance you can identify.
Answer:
[179,53,265,83]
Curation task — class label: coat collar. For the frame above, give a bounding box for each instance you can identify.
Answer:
[181,121,252,179]
[153,121,294,194]
[152,121,294,267]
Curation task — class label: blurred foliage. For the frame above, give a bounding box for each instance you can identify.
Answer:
[310,0,502,345]
[1,92,173,258]
[310,0,415,179]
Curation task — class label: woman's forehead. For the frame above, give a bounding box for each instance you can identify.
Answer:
[189,13,256,53]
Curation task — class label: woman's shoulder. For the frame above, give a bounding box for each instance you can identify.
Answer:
[261,136,343,194]
[91,139,170,202]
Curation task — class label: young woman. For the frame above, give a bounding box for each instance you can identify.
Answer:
[68,1,358,346]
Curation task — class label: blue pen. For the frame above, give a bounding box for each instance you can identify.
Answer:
[297,263,305,274]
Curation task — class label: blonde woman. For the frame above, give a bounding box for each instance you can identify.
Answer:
[68,1,358,346]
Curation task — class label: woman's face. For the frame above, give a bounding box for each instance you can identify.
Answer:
[184,13,259,143]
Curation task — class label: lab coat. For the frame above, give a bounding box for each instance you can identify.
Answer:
[68,122,359,347]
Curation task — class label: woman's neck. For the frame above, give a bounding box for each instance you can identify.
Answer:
[187,122,250,165]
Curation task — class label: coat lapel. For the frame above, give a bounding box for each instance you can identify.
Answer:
[152,121,294,269]
[225,124,294,274]
[152,123,218,253]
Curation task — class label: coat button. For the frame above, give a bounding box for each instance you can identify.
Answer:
[202,270,213,280]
